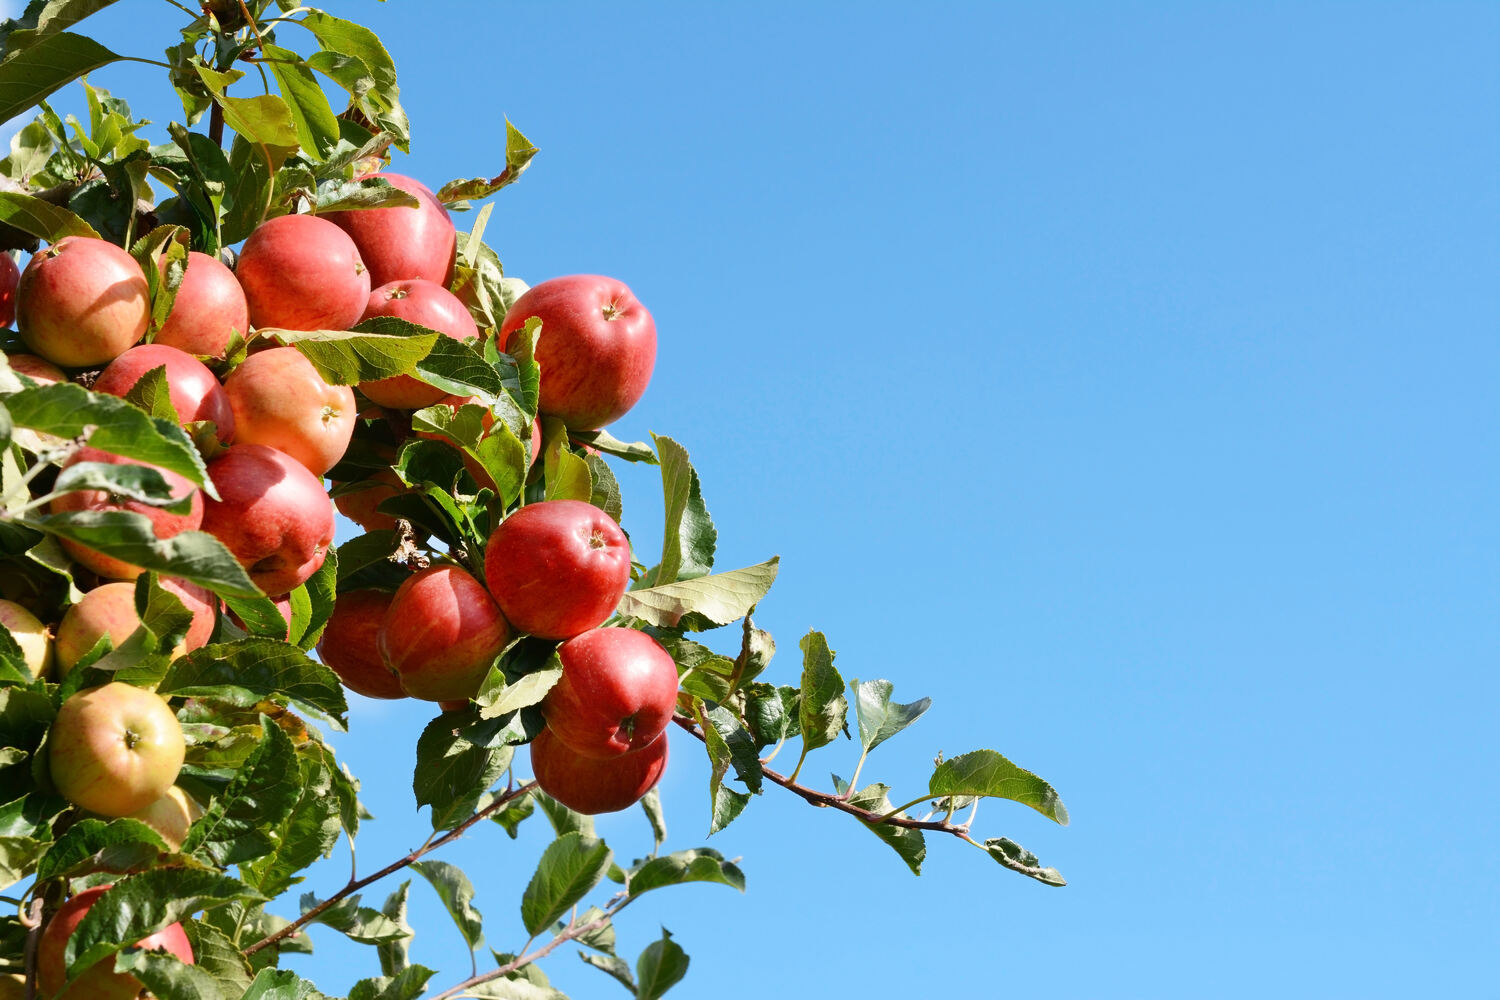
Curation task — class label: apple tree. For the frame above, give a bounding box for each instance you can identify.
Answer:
[0,2,1070,998]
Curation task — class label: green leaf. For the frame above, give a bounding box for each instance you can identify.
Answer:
[490,790,535,840]
[983,837,1067,886]
[0,190,99,240]
[130,224,191,334]
[851,679,931,755]
[507,317,542,416]
[280,320,437,386]
[411,859,486,951]
[460,980,567,1000]
[636,928,690,1000]
[0,31,121,125]
[113,948,225,1000]
[5,382,209,490]
[1,1,123,54]
[628,848,745,897]
[0,835,45,890]
[652,435,716,584]
[846,782,926,875]
[241,751,343,898]
[52,459,188,509]
[182,919,254,996]
[64,869,262,981]
[299,893,409,944]
[414,333,505,399]
[29,514,258,598]
[928,749,1070,825]
[413,709,518,832]
[180,718,303,866]
[376,881,415,976]
[435,120,538,203]
[313,176,420,213]
[585,452,623,522]
[241,967,327,1000]
[475,652,562,721]
[159,639,349,730]
[703,704,762,793]
[34,817,167,884]
[520,831,613,936]
[797,630,846,755]
[261,43,340,160]
[194,64,299,151]
[640,787,667,854]
[535,791,594,840]
[710,785,749,838]
[221,134,275,244]
[580,951,635,994]
[542,417,592,503]
[616,558,780,631]
[347,966,436,1000]
[569,429,658,464]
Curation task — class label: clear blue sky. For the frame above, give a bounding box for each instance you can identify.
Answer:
[12,2,1498,996]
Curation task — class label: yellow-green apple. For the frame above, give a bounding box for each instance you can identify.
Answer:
[483,499,630,639]
[530,727,668,815]
[201,444,335,596]
[53,579,216,675]
[37,884,193,1000]
[48,682,185,816]
[126,785,202,850]
[16,236,149,368]
[323,173,456,287]
[49,447,204,580]
[92,343,236,442]
[317,588,404,699]
[541,628,679,758]
[152,250,249,358]
[358,279,480,408]
[222,346,355,475]
[0,598,52,679]
[236,214,370,331]
[499,275,656,430]
[377,565,510,702]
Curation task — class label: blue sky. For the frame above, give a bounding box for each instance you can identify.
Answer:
[9,2,1498,996]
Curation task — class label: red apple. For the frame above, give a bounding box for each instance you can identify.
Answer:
[92,343,236,442]
[201,444,335,596]
[323,173,456,287]
[530,727,668,815]
[0,250,17,328]
[50,447,204,580]
[236,213,370,331]
[152,250,249,358]
[317,589,404,699]
[359,279,480,408]
[38,884,193,1000]
[16,236,149,367]
[499,275,656,430]
[222,346,356,475]
[0,598,52,679]
[333,468,407,532]
[542,628,679,758]
[483,499,630,640]
[54,579,216,675]
[377,565,510,702]
[8,353,66,384]
[48,681,185,817]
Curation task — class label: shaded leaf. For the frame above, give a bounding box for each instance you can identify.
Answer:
[636,928,689,1000]
[412,859,484,950]
[983,837,1067,886]
[0,31,121,126]
[847,782,926,876]
[628,848,745,897]
[928,749,1069,825]
[159,640,349,730]
[798,630,846,755]
[851,678,931,755]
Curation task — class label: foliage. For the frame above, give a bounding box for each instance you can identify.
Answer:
[0,2,1069,997]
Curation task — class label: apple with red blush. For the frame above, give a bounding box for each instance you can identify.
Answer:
[222,346,356,476]
[359,278,479,408]
[152,250,249,358]
[236,214,370,331]
[530,727,668,815]
[49,447,204,580]
[92,343,236,442]
[37,884,193,1000]
[317,588,405,699]
[16,236,149,368]
[201,444,334,596]
[323,173,456,287]
[377,565,510,702]
[541,627,679,758]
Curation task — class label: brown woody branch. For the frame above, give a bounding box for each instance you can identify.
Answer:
[242,780,538,957]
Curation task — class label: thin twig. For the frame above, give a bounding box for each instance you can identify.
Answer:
[428,896,632,1000]
[242,781,536,956]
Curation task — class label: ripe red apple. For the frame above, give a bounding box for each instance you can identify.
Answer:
[38,884,193,1000]
[236,213,370,331]
[377,565,510,702]
[50,447,204,580]
[92,343,236,442]
[499,275,656,430]
[0,250,18,328]
[323,173,456,287]
[317,588,404,699]
[54,579,216,675]
[8,353,66,384]
[16,236,149,368]
[483,499,630,640]
[530,727,668,815]
[333,468,407,532]
[222,346,356,475]
[359,279,480,408]
[542,628,679,758]
[49,681,185,816]
[201,444,335,596]
[152,250,249,358]
[0,598,53,679]
[127,785,202,850]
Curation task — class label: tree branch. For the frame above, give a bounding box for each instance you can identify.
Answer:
[242,780,537,956]
[429,894,633,1000]
[671,715,967,836]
